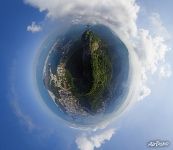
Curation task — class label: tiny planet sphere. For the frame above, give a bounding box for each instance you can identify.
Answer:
[36,24,130,126]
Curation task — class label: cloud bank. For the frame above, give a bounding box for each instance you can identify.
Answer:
[25,0,139,38]
[76,128,115,150]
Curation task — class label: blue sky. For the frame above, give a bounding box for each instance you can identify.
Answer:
[1,0,173,150]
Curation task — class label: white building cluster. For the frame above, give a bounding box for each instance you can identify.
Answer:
[49,62,88,116]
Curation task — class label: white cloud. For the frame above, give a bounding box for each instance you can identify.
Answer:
[149,13,170,39]
[134,26,171,100]
[76,128,115,150]
[11,97,36,131]
[135,29,168,74]
[10,85,36,131]
[9,61,36,131]
[159,64,172,78]
[27,21,42,33]
[25,0,139,38]
[138,85,151,101]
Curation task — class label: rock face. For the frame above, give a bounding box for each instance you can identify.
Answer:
[66,29,112,113]
[43,28,112,116]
